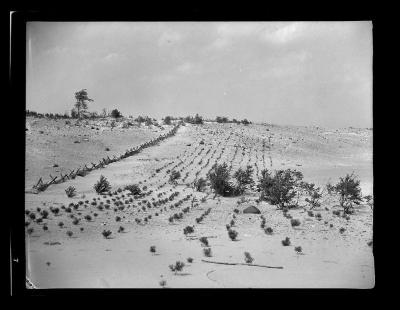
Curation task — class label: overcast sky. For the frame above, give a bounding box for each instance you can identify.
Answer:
[26,22,372,127]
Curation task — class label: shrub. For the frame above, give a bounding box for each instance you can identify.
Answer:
[339,227,346,234]
[265,227,273,235]
[332,173,363,214]
[72,218,80,225]
[169,170,181,183]
[29,213,36,220]
[169,261,185,274]
[163,116,172,125]
[332,210,341,216]
[326,182,335,195]
[150,246,156,253]
[58,221,64,228]
[203,247,212,257]
[244,252,254,264]
[282,237,291,246]
[294,246,302,253]
[207,163,235,197]
[234,208,239,214]
[230,219,235,227]
[290,219,301,227]
[115,216,121,222]
[199,237,209,247]
[65,186,77,198]
[364,195,374,210]
[187,257,193,263]
[40,210,49,219]
[302,182,322,209]
[307,210,314,217]
[183,226,194,235]
[228,229,238,241]
[66,230,73,237]
[27,228,34,235]
[159,279,167,288]
[110,109,122,118]
[194,178,207,192]
[257,169,303,209]
[233,165,255,195]
[102,230,112,238]
[94,175,111,194]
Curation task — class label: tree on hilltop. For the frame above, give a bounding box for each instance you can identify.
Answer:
[74,89,94,119]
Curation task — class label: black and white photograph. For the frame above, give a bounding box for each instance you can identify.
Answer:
[22,21,373,289]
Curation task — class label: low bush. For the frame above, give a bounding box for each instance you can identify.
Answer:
[207,163,235,197]
[150,245,156,253]
[169,261,185,274]
[332,173,363,214]
[124,184,142,196]
[194,178,207,192]
[203,247,212,257]
[199,237,209,247]
[290,219,301,227]
[244,252,254,264]
[183,226,194,235]
[169,170,181,183]
[228,229,238,241]
[66,230,73,237]
[102,230,112,238]
[257,169,303,209]
[94,175,111,194]
[281,237,291,246]
[65,186,77,198]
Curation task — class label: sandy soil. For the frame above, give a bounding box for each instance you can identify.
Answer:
[25,121,373,288]
[25,117,168,190]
